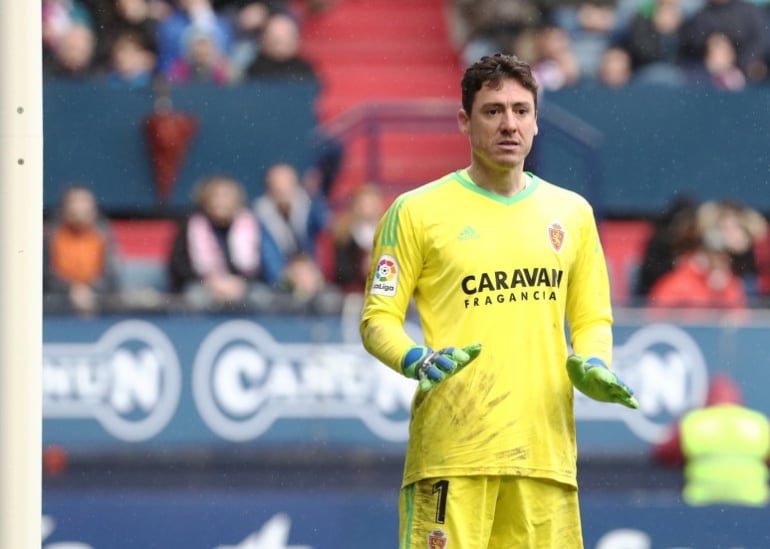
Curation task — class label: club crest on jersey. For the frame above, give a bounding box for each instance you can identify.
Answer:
[428,528,448,549]
[370,254,398,297]
[548,221,565,252]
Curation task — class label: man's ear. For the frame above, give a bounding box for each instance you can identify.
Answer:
[457,108,470,135]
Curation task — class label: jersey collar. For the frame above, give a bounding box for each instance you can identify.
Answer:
[455,169,539,205]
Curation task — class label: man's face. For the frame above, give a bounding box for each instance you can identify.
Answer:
[62,189,97,229]
[204,180,241,226]
[266,165,299,212]
[458,78,538,171]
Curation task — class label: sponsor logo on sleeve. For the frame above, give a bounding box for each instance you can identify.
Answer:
[370,254,399,297]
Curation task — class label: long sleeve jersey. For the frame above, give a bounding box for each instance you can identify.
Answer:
[360,170,613,488]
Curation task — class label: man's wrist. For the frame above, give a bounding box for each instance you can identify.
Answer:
[584,356,608,369]
[402,345,431,378]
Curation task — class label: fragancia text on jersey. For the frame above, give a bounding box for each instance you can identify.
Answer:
[461,267,563,308]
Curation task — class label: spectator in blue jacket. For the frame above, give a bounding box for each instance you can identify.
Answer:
[252,162,332,307]
[253,162,328,260]
[156,0,234,77]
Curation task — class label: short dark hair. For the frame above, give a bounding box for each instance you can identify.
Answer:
[461,53,539,115]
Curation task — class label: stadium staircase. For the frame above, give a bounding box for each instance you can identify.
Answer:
[295,0,469,204]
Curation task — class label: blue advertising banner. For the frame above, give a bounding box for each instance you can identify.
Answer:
[42,488,770,549]
[42,310,770,455]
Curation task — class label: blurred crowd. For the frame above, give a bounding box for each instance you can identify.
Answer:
[43,166,387,315]
[41,0,382,316]
[43,0,770,91]
[42,0,324,86]
[448,0,770,91]
[41,0,770,316]
[45,180,770,315]
[634,195,770,308]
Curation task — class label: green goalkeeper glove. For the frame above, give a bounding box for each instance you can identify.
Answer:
[402,343,482,392]
[567,355,639,409]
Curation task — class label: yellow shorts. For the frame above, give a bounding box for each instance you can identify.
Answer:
[399,475,583,549]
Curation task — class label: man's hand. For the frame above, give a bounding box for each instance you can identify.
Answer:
[402,343,482,392]
[567,355,638,409]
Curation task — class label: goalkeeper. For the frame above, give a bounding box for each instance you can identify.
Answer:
[360,53,637,549]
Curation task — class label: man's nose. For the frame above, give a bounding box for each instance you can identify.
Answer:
[500,109,516,132]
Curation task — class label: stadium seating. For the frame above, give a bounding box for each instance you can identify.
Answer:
[111,219,177,292]
[299,0,467,202]
[600,220,655,306]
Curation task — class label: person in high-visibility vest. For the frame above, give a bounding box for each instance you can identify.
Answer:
[680,373,770,507]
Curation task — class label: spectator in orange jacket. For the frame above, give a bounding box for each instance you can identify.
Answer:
[44,185,121,315]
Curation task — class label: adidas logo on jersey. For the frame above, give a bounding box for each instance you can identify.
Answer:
[458,225,480,240]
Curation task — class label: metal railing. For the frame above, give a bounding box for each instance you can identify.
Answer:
[316,98,605,216]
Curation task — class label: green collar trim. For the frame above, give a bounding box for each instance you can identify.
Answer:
[455,169,539,205]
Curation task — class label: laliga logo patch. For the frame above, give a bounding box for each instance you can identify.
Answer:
[428,528,448,549]
[547,221,565,252]
[370,254,398,297]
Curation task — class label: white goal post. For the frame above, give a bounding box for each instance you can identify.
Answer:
[0,1,43,547]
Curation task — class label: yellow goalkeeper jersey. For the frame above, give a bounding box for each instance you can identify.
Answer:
[360,169,613,488]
